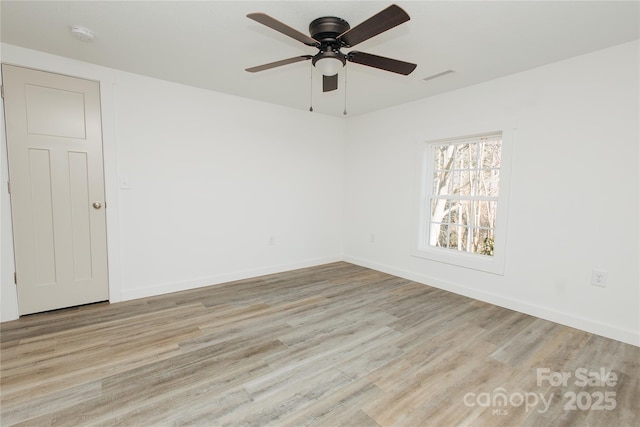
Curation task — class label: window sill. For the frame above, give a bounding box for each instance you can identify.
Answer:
[411,247,505,275]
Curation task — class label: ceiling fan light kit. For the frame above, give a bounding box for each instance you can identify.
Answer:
[246,4,417,102]
[313,55,344,76]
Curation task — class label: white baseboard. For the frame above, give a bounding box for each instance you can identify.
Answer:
[343,255,639,347]
[9,252,638,348]
[119,255,343,301]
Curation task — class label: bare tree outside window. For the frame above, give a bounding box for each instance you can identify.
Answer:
[426,134,502,256]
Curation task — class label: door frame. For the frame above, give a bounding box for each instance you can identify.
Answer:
[1,45,123,321]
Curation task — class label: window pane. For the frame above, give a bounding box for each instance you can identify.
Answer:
[471,228,481,253]
[476,228,494,256]
[450,199,469,226]
[432,171,441,193]
[433,171,452,195]
[481,140,501,168]
[450,200,460,224]
[469,170,480,196]
[453,170,472,196]
[434,145,452,170]
[448,225,459,249]
[454,143,474,169]
[475,200,497,229]
[479,169,500,197]
[470,142,480,168]
[431,198,452,224]
[449,225,470,251]
[434,223,448,247]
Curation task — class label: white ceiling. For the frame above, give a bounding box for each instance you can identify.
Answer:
[1,1,638,117]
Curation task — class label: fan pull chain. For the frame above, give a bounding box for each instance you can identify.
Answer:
[343,63,348,116]
[309,62,314,112]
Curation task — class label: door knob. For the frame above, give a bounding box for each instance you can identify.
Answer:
[92,201,102,209]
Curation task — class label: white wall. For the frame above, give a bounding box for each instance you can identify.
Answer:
[1,44,345,319]
[114,71,345,300]
[2,41,638,346]
[343,40,640,346]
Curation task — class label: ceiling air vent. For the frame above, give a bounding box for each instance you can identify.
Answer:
[422,70,455,82]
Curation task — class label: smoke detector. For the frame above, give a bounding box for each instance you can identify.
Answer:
[70,25,95,42]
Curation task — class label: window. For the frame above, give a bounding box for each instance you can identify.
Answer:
[414,129,513,274]
[427,133,501,255]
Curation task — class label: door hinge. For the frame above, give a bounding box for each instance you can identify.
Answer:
[14,272,17,285]
[7,181,11,194]
[1,85,4,99]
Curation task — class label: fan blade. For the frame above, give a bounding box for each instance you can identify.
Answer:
[323,74,338,92]
[246,55,312,73]
[348,51,416,75]
[247,13,320,47]
[337,4,410,48]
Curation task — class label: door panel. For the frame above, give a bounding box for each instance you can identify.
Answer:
[28,148,57,285]
[69,151,93,281]
[25,84,87,138]
[3,64,108,315]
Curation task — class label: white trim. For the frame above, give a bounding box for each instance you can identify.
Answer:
[121,255,343,301]
[344,255,640,347]
[0,44,123,308]
[411,124,516,275]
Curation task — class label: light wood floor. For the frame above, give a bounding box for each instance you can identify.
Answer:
[1,262,638,426]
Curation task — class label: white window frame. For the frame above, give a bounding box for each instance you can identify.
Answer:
[412,125,515,275]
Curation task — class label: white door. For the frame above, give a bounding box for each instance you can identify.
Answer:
[2,64,108,315]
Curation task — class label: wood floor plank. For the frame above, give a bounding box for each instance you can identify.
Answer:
[1,262,638,426]
[279,378,384,427]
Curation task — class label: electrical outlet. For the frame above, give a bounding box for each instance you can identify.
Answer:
[591,270,608,287]
[268,236,276,246]
[370,234,376,244]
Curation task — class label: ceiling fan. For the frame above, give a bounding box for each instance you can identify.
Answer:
[245,4,417,93]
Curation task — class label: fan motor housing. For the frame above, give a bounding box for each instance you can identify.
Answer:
[309,16,350,42]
